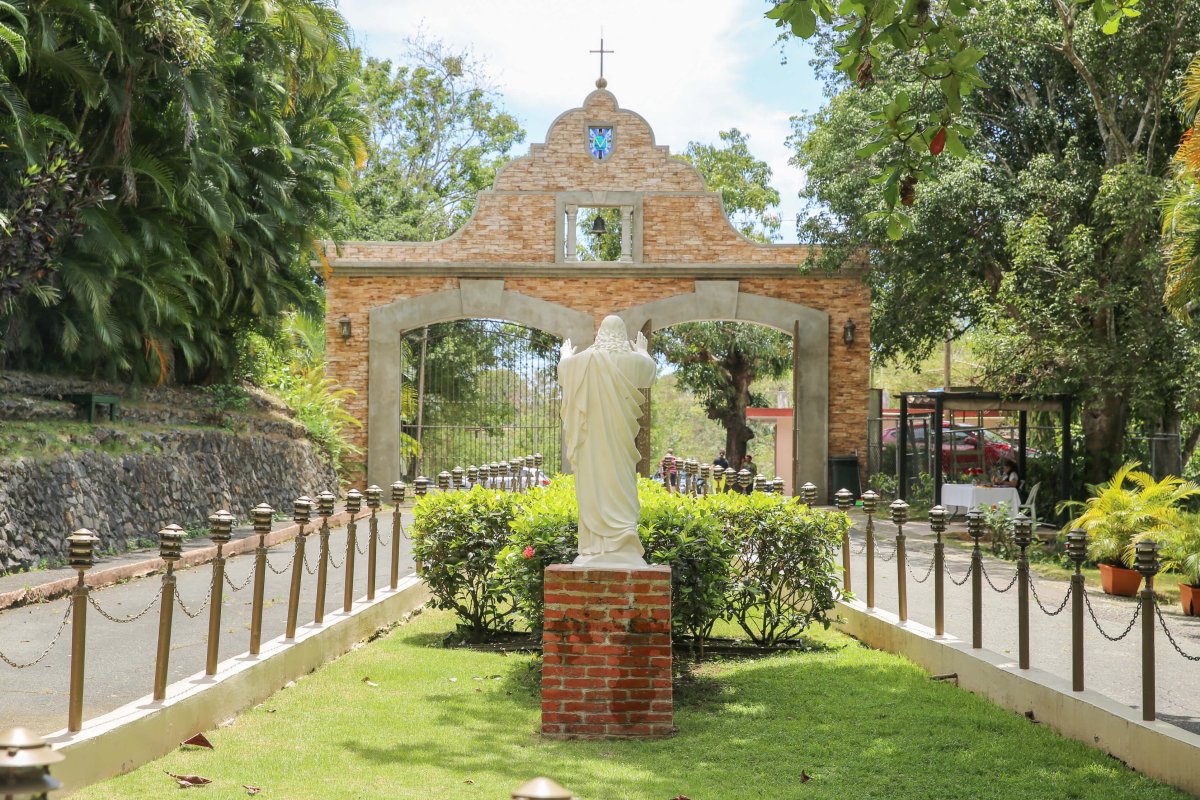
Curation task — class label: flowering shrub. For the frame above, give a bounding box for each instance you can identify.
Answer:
[417,476,848,648]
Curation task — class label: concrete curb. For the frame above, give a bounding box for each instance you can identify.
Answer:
[46,576,429,796]
[834,599,1200,797]
[0,511,360,612]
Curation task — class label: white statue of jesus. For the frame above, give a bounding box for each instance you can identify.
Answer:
[558,315,657,567]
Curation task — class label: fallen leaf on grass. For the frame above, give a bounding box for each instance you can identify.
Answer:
[166,771,212,788]
[243,786,260,795]
[801,771,812,783]
[361,676,380,688]
[464,779,474,784]
[448,677,457,682]
[181,733,214,750]
[672,795,691,799]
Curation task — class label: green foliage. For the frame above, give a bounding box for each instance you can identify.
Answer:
[980,501,1016,558]
[1059,461,1200,566]
[0,0,366,383]
[792,0,1200,483]
[766,0,1141,231]
[653,322,792,469]
[717,491,847,646]
[411,486,522,641]
[337,36,524,242]
[200,383,250,429]
[1159,513,1200,586]
[424,477,845,649]
[1163,55,1200,315]
[679,128,781,242]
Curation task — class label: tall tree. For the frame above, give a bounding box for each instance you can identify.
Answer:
[338,37,524,241]
[653,130,791,468]
[791,0,1200,481]
[0,0,365,383]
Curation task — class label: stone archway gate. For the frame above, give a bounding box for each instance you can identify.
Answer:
[325,85,870,500]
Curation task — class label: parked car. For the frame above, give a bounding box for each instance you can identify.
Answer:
[882,423,1031,474]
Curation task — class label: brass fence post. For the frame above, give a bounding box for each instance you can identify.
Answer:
[67,529,98,732]
[392,481,408,586]
[451,466,465,492]
[314,490,336,624]
[205,510,235,676]
[153,524,185,701]
[699,463,711,497]
[863,491,878,609]
[438,470,452,494]
[1013,514,1033,670]
[285,497,312,639]
[1134,539,1160,722]
[801,482,818,506]
[834,489,854,593]
[343,488,363,613]
[890,500,909,622]
[468,465,479,489]
[966,509,984,648]
[366,485,382,600]
[1066,529,1088,692]
[929,505,948,636]
[249,503,275,655]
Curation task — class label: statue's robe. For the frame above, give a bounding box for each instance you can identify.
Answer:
[558,347,656,564]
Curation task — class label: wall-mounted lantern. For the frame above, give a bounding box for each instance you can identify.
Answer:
[338,315,352,341]
[843,318,856,346]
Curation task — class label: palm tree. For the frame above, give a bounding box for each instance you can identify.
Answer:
[1164,55,1200,315]
[1059,461,1200,566]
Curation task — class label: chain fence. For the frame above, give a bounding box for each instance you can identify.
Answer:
[0,601,72,669]
[906,554,936,584]
[327,548,345,570]
[1030,577,1073,616]
[980,562,1018,593]
[944,561,974,586]
[355,534,369,556]
[1083,589,1141,641]
[224,567,255,592]
[173,584,213,619]
[302,550,318,576]
[1154,601,1200,661]
[877,540,898,562]
[266,555,291,576]
[89,591,160,623]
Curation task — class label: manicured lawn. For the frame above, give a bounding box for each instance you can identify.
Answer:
[77,610,1187,800]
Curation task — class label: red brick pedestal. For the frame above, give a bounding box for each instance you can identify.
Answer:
[541,564,674,739]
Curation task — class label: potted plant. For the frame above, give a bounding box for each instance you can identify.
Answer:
[1155,513,1200,616]
[1059,462,1200,597]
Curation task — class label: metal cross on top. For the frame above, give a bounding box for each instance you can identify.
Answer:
[590,37,614,78]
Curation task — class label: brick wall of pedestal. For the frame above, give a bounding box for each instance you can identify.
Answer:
[541,564,674,739]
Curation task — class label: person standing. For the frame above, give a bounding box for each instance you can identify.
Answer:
[659,448,679,494]
[741,454,758,494]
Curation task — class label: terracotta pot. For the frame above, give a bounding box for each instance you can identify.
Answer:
[1098,563,1143,597]
[1181,583,1200,617]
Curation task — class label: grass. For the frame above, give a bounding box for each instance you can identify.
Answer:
[76,610,1188,800]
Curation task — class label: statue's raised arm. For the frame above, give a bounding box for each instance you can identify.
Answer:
[558,316,656,567]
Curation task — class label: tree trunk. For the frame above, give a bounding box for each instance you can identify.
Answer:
[1081,394,1127,484]
[1151,408,1183,479]
[718,364,756,469]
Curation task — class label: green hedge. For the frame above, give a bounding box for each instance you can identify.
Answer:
[412,476,848,647]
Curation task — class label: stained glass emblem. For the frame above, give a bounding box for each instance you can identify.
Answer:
[588,126,613,160]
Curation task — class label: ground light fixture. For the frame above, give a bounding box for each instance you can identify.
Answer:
[0,727,63,799]
[512,777,576,800]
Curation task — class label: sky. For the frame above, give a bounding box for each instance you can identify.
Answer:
[337,0,828,243]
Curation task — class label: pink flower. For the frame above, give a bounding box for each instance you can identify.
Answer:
[523,545,535,559]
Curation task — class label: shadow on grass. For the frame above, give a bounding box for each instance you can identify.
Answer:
[338,637,1185,800]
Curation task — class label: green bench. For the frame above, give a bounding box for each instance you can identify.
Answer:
[63,393,121,423]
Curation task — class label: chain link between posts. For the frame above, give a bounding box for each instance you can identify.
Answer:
[0,601,72,669]
[877,541,898,562]
[944,560,974,586]
[89,591,160,623]
[224,566,255,592]
[1155,601,1200,661]
[355,533,369,556]
[266,555,291,576]
[906,555,936,584]
[173,584,213,619]
[980,562,1018,593]
[1029,577,1073,616]
[302,550,318,576]
[327,548,345,570]
[1082,588,1141,641]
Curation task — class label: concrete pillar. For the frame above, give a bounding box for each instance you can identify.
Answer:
[620,206,633,262]
[566,205,579,261]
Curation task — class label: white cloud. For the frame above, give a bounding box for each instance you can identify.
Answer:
[340,0,823,241]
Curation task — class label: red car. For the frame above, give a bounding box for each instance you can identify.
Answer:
[882,424,1025,475]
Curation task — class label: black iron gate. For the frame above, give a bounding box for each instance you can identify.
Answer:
[401,320,562,479]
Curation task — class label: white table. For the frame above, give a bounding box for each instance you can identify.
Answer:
[940,484,1021,516]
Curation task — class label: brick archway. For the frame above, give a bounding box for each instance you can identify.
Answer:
[325,85,871,499]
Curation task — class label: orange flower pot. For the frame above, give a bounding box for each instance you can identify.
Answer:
[1181,583,1200,617]
[1098,563,1143,597]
